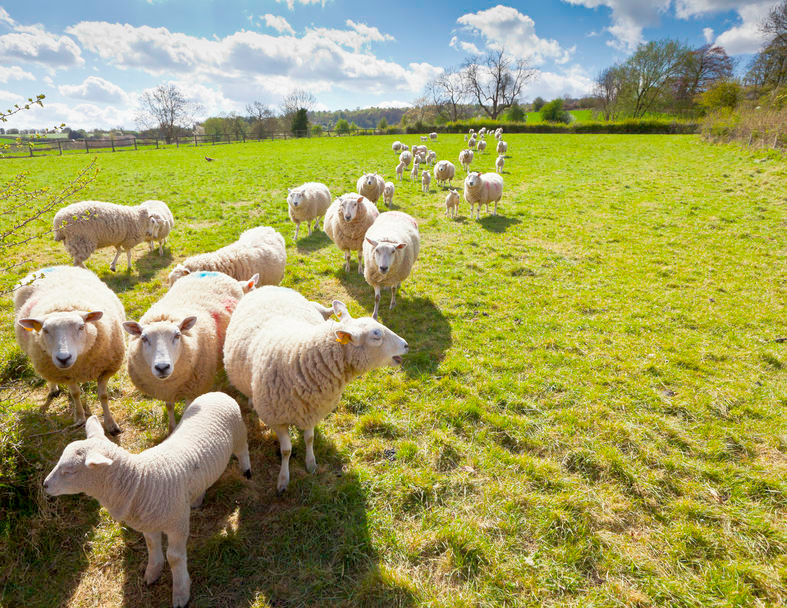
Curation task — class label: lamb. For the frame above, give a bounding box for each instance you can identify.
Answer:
[477,139,487,153]
[429,132,438,141]
[417,151,427,165]
[497,140,508,155]
[464,134,468,142]
[401,143,409,151]
[495,127,504,140]
[411,161,420,182]
[392,140,402,153]
[434,160,456,186]
[412,144,428,157]
[383,181,395,207]
[53,200,161,272]
[421,170,431,194]
[395,161,405,181]
[459,148,474,172]
[167,226,285,287]
[420,135,428,142]
[286,182,332,240]
[223,286,408,492]
[468,137,477,150]
[445,189,460,219]
[43,393,250,608]
[464,171,504,219]
[140,200,174,255]
[399,150,413,168]
[362,211,420,320]
[496,154,505,173]
[468,129,475,136]
[323,193,380,273]
[124,270,257,432]
[356,173,386,204]
[478,127,487,136]
[426,150,437,165]
[14,265,125,434]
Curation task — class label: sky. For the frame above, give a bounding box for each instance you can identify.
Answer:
[0,0,778,130]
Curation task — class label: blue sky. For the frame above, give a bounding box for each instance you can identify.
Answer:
[0,0,776,129]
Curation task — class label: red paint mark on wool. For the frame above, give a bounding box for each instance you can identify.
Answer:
[210,311,225,347]
[223,298,237,314]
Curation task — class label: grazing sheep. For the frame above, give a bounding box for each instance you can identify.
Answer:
[223,287,408,492]
[363,211,420,320]
[420,135,428,142]
[412,144,428,157]
[477,139,487,153]
[434,160,456,186]
[286,182,332,240]
[464,171,504,219]
[464,134,468,142]
[44,394,250,608]
[356,173,386,204]
[399,150,413,168]
[167,226,285,287]
[429,132,438,141]
[53,200,161,272]
[140,200,174,255]
[497,140,508,155]
[401,143,409,151]
[459,148,474,172]
[478,127,487,136]
[383,181,395,207]
[421,170,431,194]
[426,150,437,165]
[469,128,475,136]
[323,194,380,273]
[395,161,405,181]
[125,270,257,432]
[445,189,460,219]
[392,140,402,153]
[468,137,477,150]
[495,127,504,140]
[14,265,125,434]
[496,154,505,173]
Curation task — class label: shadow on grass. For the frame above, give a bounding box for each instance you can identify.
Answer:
[478,214,520,233]
[295,229,331,254]
[99,248,173,293]
[120,409,418,607]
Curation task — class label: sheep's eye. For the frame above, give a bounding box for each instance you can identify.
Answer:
[42,328,49,334]
[78,324,86,332]
[173,333,180,341]
[141,335,150,344]
[372,329,382,339]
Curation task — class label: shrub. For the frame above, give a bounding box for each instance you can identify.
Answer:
[541,99,572,124]
[532,97,546,112]
[377,117,388,130]
[505,103,526,122]
[335,118,350,135]
[311,123,323,136]
[696,81,743,113]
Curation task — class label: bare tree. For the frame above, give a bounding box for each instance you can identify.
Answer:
[762,0,787,46]
[246,101,274,121]
[136,84,201,143]
[463,48,536,119]
[246,101,280,139]
[595,65,630,120]
[281,89,316,117]
[426,68,469,122]
[746,0,787,89]
[674,45,734,102]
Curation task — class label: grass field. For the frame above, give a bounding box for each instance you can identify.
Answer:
[1,133,787,607]
[525,109,595,123]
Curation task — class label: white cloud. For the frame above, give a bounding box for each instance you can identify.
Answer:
[0,7,15,27]
[1,98,137,130]
[703,27,715,43]
[524,64,596,99]
[0,65,34,83]
[449,35,481,55]
[59,76,130,104]
[713,3,774,54]
[0,29,84,68]
[275,0,325,10]
[456,5,574,64]
[561,0,671,51]
[261,14,294,35]
[374,100,413,108]
[673,0,769,18]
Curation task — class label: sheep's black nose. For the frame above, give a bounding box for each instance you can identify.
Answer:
[403,342,409,352]
[56,354,72,365]
[379,266,388,273]
[43,480,49,489]
[154,362,171,374]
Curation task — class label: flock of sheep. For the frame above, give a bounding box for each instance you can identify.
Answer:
[14,127,508,607]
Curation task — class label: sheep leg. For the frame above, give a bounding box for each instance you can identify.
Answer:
[41,382,60,413]
[343,251,351,273]
[390,285,398,310]
[143,531,165,585]
[274,424,292,494]
[166,522,191,608]
[293,223,300,241]
[158,240,164,255]
[235,441,252,479]
[165,402,176,434]
[372,286,381,320]
[109,248,122,272]
[97,374,121,435]
[493,201,499,216]
[68,382,86,426]
[191,492,205,508]
[304,426,317,474]
[126,249,132,272]
[357,251,363,274]
[307,221,312,236]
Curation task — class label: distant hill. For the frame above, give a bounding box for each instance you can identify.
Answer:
[308,107,407,129]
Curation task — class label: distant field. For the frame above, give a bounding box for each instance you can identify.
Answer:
[2,134,787,607]
[524,109,595,123]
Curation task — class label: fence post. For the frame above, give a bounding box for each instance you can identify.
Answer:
[134,137,138,150]
[29,143,33,157]
[212,134,216,145]
[85,139,89,154]
[58,140,62,156]
[194,134,198,147]
[226,133,230,144]
[156,139,159,149]
[175,136,179,148]
[111,137,115,152]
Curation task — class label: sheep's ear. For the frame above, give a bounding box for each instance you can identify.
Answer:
[242,274,259,293]
[356,196,364,203]
[395,243,407,250]
[85,450,113,468]
[365,237,379,248]
[83,311,103,324]
[85,415,106,439]
[180,316,197,332]
[123,321,143,336]
[334,328,360,345]
[287,188,292,193]
[332,300,351,320]
[18,318,43,332]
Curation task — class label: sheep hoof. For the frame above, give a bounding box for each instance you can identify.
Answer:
[306,460,317,474]
[106,424,122,436]
[243,469,252,479]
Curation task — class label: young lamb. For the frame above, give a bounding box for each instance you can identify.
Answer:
[468,137,477,150]
[223,286,409,492]
[495,127,504,140]
[463,134,468,142]
[362,211,420,320]
[53,200,161,271]
[140,200,175,255]
[421,170,431,194]
[429,132,438,141]
[323,193,380,273]
[399,150,413,168]
[44,394,250,608]
[286,182,332,240]
[445,189,460,219]
[459,148,474,172]
[383,181,395,207]
[356,172,386,204]
[426,150,437,165]
[167,226,285,287]
[14,265,125,434]
[464,171,504,219]
[395,161,405,181]
[496,154,505,173]
[420,135,428,142]
[477,139,487,153]
[412,144,428,157]
[497,140,508,155]
[434,160,456,186]
[392,140,402,153]
[401,143,409,151]
[410,161,420,182]
[124,270,257,432]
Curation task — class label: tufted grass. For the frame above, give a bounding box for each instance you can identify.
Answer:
[1,133,787,607]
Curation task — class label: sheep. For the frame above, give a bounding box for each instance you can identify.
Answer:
[401,143,409,151]
[477,139,487,154]
[43,393,250,608]
[167,226,285,287]
[14,265,125,434]
[420,135,428,142]
[426,150,437,165]
[383,181,395,207]
[434,160,456,186]
[445,189,460,219]
[479,127,487,135]
[395,161,405,181]
[392,140,402,153]
[496,154,505,173]
[412,144,428,157]
[286,182,332,240]
[53,200,161,272]
[459,148,474,172]
[139,200,174,255]
[356,172,386,204]
[497,140,508,155]
[411,161,420,182]
[463,134,468,142]
[421,170,431,194]
[363,211,420,320]
[399,150,413,168]
[223,286,409,492]
[464,171,504,219]
[495,127,504,140]
[429,132,438,141]
[323,193,380,273]
[417,151,427,165]
[468,137,477,150]
[468,128,475,136]
[124,270,257,432]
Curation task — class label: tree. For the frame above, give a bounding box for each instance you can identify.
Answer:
[335,118,350,135]
[463,48,536,119]
[674,45,734,102]
[136,84,200,143]
[541,99,571,123]
[696,81,743,111]
[291,108,309,137]
[745,0,787,90]
[426,67,470,122]
[532,96,546,111]
[504,103,526,122]
[595,65,631,120]
[246,101,279,139]
[377,117,388,130]
[281,89,316,117]
[623,40,692,117]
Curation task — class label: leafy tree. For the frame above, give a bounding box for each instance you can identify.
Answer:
[463,48,536,119]
[595,65,630,120]
[504,103,525,122]
[541,99,571,123]
[335,118,350,135]
[532,97,546,111]
[623,40,691,117]
[311,124,323,136]
[377,117,388,129]
[696,81,743,111]
[674,45,734,102]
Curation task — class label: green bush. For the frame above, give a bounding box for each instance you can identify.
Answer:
[377,117,388,130]
[532,97,546,112]
[504,104,526,122]
[696,81,743,113]
[335,118,350,135]
[311,123,323,136]
[541,99,571,124]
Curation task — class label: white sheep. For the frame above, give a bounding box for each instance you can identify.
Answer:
[411,161,420,182]
[496,154,505,173]
[399,150,413,168]
[14,265,125,434]
[401,143,409,151]
[468,137,477,150]
[445,189,460,219]
[323,194,380,273]
[167,226,285,287]
[477,139,487,153]
[420,135,428,142]
[459,148,474,172]
[497,140,508,155]
[426,150,437,165]
[356,172,386,204]
[392,140,402,153]
[53,200,160,272]
[383,181,395,207]
[479,127,487,136]
[421,170,431,194]
[395,161,405,181]
[429,132,438,141]
[286,182,332,240]
[434,160,456,186]
[124,270,257,432]
[469,128,475,136]
[495,127,504,140]
[464,171,504,219]
[139,200,174,255]
[417,151,427,165]
[44,393,251,608]
[412,144,428,157]
[363,211,420,320]
[223,287,408,492]
[463,134,468,142]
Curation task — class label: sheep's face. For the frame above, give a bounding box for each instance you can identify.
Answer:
[331,301,409,367]
[339,196,363,222]
[123,317,197,379]
[384,184,394,196]
[287,189,305,208]
[365,238,406,275]
[422,171,430,180]
[44,417,112,496]
[146,213,165,238]
[465,172,481,188]
[18,311,103,370]
[362,174,376,188]
[167,264,190,286]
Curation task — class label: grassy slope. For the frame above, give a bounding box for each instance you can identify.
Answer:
[1,134,787,608]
